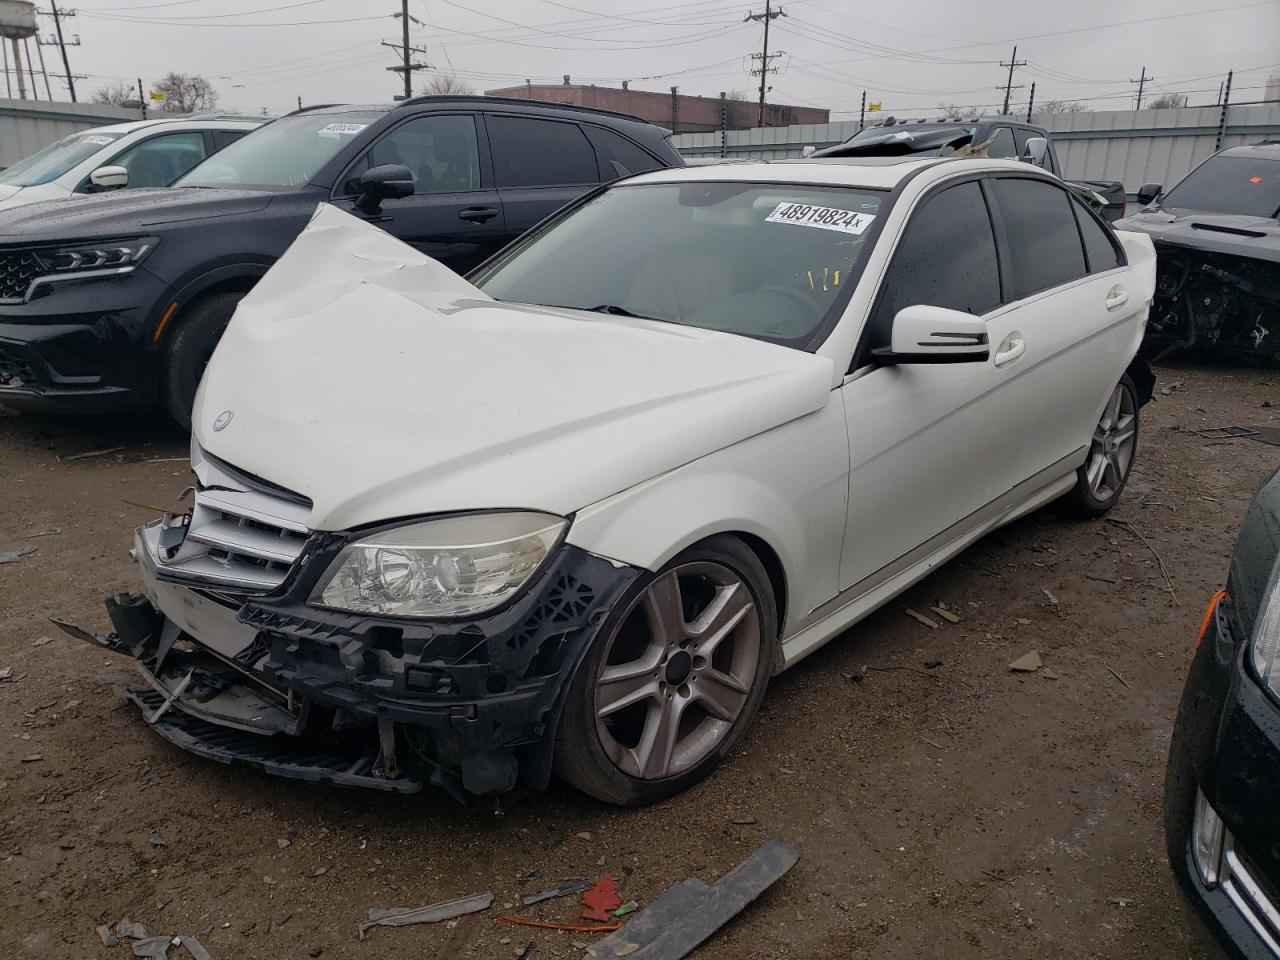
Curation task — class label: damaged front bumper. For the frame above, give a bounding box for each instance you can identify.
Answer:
[83,517,640,804]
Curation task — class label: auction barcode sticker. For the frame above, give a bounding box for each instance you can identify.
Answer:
[765,201,875,235]
[318,122,367,136]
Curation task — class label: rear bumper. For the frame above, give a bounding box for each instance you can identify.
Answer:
[98,520,641,803]
[1165,597,1280,958]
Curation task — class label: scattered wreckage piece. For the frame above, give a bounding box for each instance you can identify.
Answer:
[581,876,622,922]
[178,936,216,960]
[585,839,799,960]
[522,879,591,907]
[130,936,174,959]
[496,914,622,934]
[358,892,494,939]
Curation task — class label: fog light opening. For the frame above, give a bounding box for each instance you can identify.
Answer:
[1192,787,1226,888]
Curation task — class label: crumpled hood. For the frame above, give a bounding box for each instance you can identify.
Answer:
[194,204,834,532]
[0,187,274,242]
[1116,208,1280,265]
[0,184,23,208]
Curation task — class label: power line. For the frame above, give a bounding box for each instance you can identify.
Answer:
[998,45,1026,115]
[1130,65,1153,109]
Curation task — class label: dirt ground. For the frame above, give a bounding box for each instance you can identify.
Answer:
[3,359,1275,960]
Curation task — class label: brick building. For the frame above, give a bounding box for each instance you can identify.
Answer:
[483,79,828,133]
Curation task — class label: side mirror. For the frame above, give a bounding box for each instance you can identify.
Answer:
[872,304,989,364]
[801,145,817,158]
[1137,182,1163,206]
[1021,136,1049,168]
[354,163,414,215]
[89,165,129,190]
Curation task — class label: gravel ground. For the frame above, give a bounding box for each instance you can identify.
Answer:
[3,359,1275,960]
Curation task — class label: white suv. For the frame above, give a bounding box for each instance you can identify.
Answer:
[0,114,262,211]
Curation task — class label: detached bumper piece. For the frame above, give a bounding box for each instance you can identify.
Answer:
[120,687,422,794]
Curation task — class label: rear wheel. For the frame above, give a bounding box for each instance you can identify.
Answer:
[161,291,244,431]
[1062,373,1139,517]
[554,535,775,805]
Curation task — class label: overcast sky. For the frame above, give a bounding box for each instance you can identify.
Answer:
[10,0,1280,120]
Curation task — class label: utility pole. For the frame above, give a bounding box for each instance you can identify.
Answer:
[33,30,51,98]
[719,91,727,158]
[297,95,302,110]
[670,86,679,133]
[1130,65,1152,110]
[138,76,146,119]
[1216,70,1233,150]
[400,0,411,99]
[48,1,75,102]
[12,39,26,99]
[859,89,866,130]
[998,45,1025,116]
[745,0,785,127]
[1026,81,1035,121]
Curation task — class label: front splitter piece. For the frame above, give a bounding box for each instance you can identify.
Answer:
[120,687,424,794]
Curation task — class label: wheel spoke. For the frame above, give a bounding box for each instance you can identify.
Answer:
[688,582,752,656]
[1105,386,1123,429]
[635,698,683,779]
[1103,453,1122,492]
[694,668,749,722]
[1085,451,1106,491]
[1111,427,1136,447]
[596,660,660,719]
[642,571,687,648]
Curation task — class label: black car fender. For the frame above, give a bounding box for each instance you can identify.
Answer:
[151,261,274,347]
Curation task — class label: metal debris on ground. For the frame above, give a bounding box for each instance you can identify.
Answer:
[1190,425,1257,440]
[358,892,494,939]
[96,924,120,948]
[130,935,174,959]
[0,667,14,681]
[149,829,167,847]
[1159,381,1184,395]
[0,543,36,563]
[522,879,591,906]
[1009,652,1042,673]
[497,914,622,934]
[59,446,126,462]
[585,839,799,960]
[904,607,940,629]
[1247,426,1280,447]
[519,869,543,883]
[581,876,621,921]
[116,918,151,940]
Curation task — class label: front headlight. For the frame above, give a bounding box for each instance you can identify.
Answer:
[309,512,567,619]
[35,237,157,275]
[1251,581,1280,696]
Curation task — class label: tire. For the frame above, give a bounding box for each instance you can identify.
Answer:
[554,535,777,806]
[161,292,244,431]
[1061,373,1140,518]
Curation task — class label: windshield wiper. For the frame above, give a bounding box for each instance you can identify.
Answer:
[586,303,659,321]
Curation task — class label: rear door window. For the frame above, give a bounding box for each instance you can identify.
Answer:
[487,116,598,188]
[584,126,663,179]
[989,177,1088,300]
[1072,196,1124,273]
[868,179,1002,348]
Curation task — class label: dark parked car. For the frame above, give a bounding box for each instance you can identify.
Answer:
[1116,143,1279,364]
[812,116,1128,223]
[0,97,681,426]
[1166,463,1280,957]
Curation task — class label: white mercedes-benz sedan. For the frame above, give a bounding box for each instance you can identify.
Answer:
[81,156,1156,806]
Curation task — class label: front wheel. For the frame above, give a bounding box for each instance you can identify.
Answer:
[1061,373,1139,517]
[554,536,776,805]
[161,292,244,431]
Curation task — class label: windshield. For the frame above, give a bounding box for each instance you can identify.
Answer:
[0,130,123,187]
[475,181,885,348]
[1161,155,1280,218]
[176,112,383,189]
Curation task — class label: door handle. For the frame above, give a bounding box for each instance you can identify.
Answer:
[994,337,1026,367]
[458,206,499,223]
[1104,286,1129,311]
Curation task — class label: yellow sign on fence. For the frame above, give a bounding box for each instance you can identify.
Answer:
[867,101,882,112]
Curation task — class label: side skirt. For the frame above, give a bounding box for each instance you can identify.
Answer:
[779,449,1083,668]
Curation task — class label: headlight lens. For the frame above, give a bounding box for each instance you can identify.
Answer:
[1252,581,1280,697]
[35,237,157,274]
[309,512,566,619]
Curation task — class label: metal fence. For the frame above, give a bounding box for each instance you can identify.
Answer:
[672,103,1280,192]
[0,99,150,169]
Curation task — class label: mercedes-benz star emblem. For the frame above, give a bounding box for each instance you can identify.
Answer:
[212,410,234,432]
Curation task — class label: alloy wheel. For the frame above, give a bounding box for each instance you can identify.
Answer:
[592,561,762,780]
[1086,383,1137,501]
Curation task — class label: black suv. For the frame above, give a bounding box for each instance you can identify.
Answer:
[0,97,681,426]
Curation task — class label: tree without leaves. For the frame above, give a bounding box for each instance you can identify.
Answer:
[1146,93,1188,109]
[1036,99,1093,114]
[92,81,135,107]
[153,72,219,113]
[422,73,475,96]
[725,89,749,101]
[937,102,970,120]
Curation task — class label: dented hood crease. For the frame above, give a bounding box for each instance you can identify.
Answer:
[193,204,834,531]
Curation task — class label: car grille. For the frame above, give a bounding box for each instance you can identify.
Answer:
[0,250,42,303]
[156,453,313,594]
